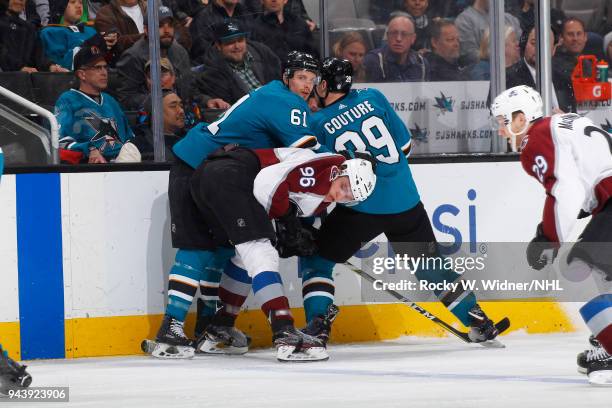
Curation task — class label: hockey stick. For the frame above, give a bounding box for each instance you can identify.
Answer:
[343,262,510,345]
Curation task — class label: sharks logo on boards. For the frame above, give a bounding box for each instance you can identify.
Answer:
[409,123,429,144]
[433,92,454,114]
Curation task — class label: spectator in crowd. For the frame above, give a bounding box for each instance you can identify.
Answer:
[87,0,110,20]
[34,0,49,25]
[455,0,521,67]
[250,0,317,61]
[55,35,138,164]
[41,0,118,70]
[363,14,430,82]
[552,18,587,88]
[194,20,280,108]
[115,6,191,110]
[94,0,145,56]
[244,0,316,31]
[190,0,251,62]
[133,89,186,161]
[392,0,432,51]
[507,0,565,35]
[144,57,176,92]
[506,26,575,113]
[426,20,468,81]
[0,0,59,72]
[468,26,518,80]
[370,0,466,25]
[332,31,367,83]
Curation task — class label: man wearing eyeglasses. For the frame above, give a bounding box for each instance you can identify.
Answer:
[363,14,430,82]
[55,34,139,164]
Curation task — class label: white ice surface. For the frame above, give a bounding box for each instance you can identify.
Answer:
[10,332,612,408]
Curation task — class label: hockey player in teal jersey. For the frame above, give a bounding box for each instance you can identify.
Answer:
[145,51,325,358]
[298,58,501,347]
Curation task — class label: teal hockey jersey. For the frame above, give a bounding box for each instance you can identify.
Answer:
[311,88,420,214]
[173,80,322,169]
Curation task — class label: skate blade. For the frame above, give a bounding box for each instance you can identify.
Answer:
[477,339,505,348]
[197,339,248,355]
[142,339,195,359]
[276,346,329,362]
[588,370,612,386]
[578,366,587,375]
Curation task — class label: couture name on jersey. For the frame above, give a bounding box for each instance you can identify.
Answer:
[322,101,375,135]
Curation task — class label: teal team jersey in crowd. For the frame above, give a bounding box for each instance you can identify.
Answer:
[173,80,322,169]
[55,90,135,159]
[311,88,420,214]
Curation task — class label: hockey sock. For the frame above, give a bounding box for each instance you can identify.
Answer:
[198,247,235,318]
[581,294,612,354]
[166,249,215,322]
[300,255,336,322]
[214,260,253,326]
[413,258,477,327]
[253,271,293,332]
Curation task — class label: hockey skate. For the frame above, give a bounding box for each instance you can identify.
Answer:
[301,304,340,346]
[141,315,196,359]
[577,336,604,374]
[196,324,251,355]
[467,305,504,348]
[0,345,32,396]
[584,346,612,386]
[274,326,329,362]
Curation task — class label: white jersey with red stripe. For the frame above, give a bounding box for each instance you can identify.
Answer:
[520,113,612,242]
[252,148,345,219]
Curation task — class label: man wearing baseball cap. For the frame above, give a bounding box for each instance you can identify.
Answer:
[55,34,139,164]
[115,5,192,110]
[195,20,280,109]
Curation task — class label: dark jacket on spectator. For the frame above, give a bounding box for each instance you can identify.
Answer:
[243,0,311,22]
[364,45,430,82]
[189,1,252,62]
[195,40,280,105]
[426,52,469,81]
[250,11,317,61]
[506,58,576,113]
[551,47,580,112]
[0,11,50,71]
[95,0,146,56]
[133,124,184,161]
[115,37,192,110]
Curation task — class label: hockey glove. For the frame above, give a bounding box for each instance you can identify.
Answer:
[526,223,559,270]
[275,204,318,258]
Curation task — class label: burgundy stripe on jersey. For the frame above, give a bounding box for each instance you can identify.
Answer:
[596,324,612,355]
[521,118,561,242]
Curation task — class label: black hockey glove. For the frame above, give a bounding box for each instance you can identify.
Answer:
[526,223,559,270]
[275,204,318,258]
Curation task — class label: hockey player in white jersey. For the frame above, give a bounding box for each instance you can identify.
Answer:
[491,85,612,386]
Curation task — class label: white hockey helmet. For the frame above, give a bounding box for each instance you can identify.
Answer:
[490,85,543,139]
[338,155,377,203]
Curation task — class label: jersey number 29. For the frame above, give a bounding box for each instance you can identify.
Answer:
[334,116,399,164]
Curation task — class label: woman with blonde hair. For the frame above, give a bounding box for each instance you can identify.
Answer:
[469,26,519,80]
[332,31,368,82]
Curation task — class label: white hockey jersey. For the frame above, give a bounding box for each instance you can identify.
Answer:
[520,113,612,242]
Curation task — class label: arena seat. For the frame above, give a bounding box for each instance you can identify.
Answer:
[31,72,76,112]
[0,72,36,114]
